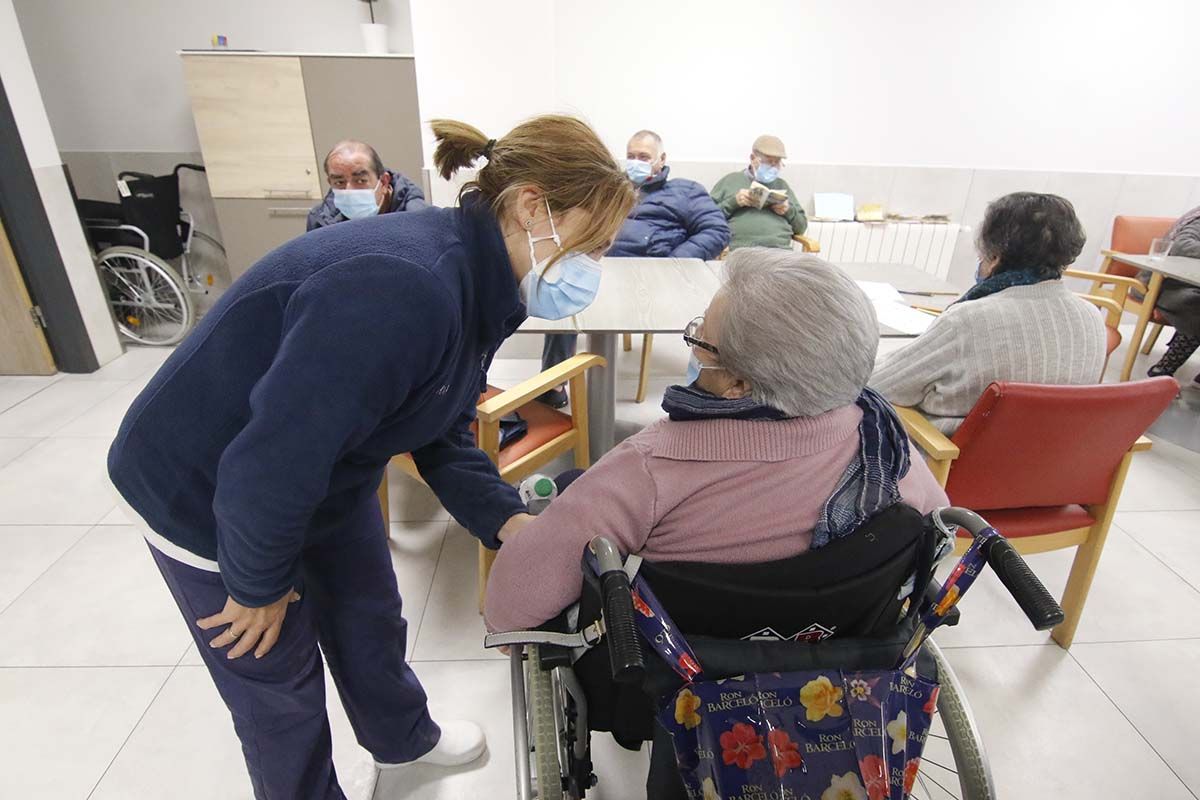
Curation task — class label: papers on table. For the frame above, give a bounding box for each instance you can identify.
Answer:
[854,280,937,336]
[813,192,856,221]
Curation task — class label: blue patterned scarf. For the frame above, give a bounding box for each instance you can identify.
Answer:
[953,267,1052,305]
[661,385,910,547]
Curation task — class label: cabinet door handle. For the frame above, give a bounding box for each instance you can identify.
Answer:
[264,189,311,199]
[268,207,311,217]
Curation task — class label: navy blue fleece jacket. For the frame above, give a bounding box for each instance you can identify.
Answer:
[109,193,526,607]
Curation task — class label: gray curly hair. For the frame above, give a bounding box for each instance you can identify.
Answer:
[718,249,878,417]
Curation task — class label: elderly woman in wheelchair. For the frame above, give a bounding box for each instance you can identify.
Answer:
[483,250,965,799]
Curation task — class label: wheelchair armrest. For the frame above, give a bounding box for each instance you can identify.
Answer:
[484,608,599,668]
[924,579,960,627]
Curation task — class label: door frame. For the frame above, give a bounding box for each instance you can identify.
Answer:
[0,74,100,373]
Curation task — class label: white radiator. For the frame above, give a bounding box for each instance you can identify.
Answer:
[803,221,963,280]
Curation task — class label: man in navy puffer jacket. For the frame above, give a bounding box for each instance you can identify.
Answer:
[539,131,729,405]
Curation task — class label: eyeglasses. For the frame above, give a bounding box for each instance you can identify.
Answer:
[683,316,719,356]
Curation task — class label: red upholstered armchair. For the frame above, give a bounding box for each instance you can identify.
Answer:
[895,378,1178,649]
[1064,215,1176,376]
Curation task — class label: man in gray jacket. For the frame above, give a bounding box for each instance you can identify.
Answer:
[307,140,427,231]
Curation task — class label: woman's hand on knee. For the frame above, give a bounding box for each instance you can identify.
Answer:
[197,590,301,660]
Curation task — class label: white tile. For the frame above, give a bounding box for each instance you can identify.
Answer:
[0,378,127,436]
[89,666,254,800]
[54,375,152,438]
[387,465,450,522]
[1145,436,1200,482]
[0,524,90,612]
[0,374,61,414]
[934,527,1200,647]
[1113,174,1196,220]
[0,525,191,666]
[362,660,518,800]
[180,641,204,665]
[887,166,973,222]
[411,524,504,663]
[1073,639,1200,795]
[0,666,171,800]
[590,734,651,800]
[1115,511,1200,592]
[62,344,172,382]
[937,645,1192,799]
[1118,447,1200,512]
[0,437,119,525]
[0,436,40,469]
[94,660,518,800]
[98,504,129,525]
[810,164,896,211]
[389,521,450,656]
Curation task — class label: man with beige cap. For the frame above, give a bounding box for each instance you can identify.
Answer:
[710,134,808,250]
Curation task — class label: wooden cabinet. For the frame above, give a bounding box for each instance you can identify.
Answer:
[182,56,320,200]
[211,199,312,277]
[180,52,424,281]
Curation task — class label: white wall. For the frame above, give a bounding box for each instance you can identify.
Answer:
[1,0,122,367]
[13,0,415,153]
[409,0,555,169]
[413,0,1200,176]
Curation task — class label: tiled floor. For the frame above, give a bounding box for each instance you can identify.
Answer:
[1,327,1198,799]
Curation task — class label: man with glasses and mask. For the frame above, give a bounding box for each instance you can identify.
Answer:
[307,140,427,231]
[711,134,808,250]
[537,129,729,405]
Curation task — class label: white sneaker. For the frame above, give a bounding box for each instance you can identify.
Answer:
[379,720,488,770]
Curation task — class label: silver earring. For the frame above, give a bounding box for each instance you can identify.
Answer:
[524,220,533,229]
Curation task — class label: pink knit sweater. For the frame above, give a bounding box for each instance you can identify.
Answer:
[484,405,949,632]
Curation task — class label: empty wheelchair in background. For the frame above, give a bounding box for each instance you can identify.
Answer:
[77,163,225,345]
[486,506,1065,800]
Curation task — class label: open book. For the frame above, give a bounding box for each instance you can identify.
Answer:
[747,181,789,210]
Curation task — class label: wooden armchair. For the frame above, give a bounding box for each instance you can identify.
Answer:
[894,378,1177,648]
[378,353,605,609]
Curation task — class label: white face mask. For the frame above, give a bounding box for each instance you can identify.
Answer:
[519,201,602,320]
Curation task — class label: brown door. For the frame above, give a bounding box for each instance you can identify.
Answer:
[0,218,56,375]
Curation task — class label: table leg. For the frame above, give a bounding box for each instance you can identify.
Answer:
[586,332,617,463]
[1120,270,1164,382]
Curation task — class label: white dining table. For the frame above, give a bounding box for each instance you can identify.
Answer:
[519,257,964,461]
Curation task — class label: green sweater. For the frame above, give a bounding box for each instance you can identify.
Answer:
[710,170,808,250]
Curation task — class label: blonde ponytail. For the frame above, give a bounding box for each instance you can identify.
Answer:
[430,119,492,180]
[430,115,635,265]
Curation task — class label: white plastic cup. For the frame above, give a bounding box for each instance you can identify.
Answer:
[361,23,388,54]
[1148,237,1171,262]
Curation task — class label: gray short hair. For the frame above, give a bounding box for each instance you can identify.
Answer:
[719,249,878,417]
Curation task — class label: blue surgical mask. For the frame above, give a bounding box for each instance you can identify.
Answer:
[332,179,382,219]
[625,159,652,184]
[685,353,724,386]
[754,163,780,184]
[974,261,985,283]
[520,201,603,320]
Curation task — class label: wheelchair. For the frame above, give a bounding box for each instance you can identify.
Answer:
[76,164,225,345]
[485,506,1063,800]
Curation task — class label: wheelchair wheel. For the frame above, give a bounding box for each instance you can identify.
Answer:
[95,246,194,346]
[911,639,996,800]
[528,646,565,800]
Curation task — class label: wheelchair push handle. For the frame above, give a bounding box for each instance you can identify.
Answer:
[934,506,1065,631]
[983,537,1065,631]
[590,537,646,686]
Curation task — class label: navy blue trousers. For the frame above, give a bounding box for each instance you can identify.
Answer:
[541,333,578,372]
[149,500,440,800]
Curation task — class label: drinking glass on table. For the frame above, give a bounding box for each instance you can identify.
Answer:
[1149,237,1171,261]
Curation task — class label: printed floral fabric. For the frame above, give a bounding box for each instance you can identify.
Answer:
[801,675,846,722]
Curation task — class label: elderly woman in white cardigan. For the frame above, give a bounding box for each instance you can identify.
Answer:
[870,192,1107,433]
